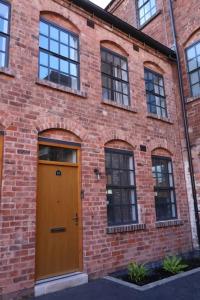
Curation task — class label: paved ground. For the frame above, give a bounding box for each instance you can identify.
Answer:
[32,272,200,300]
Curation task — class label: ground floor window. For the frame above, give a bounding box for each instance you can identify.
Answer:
[105,148,138,226]
[152,156,177,221]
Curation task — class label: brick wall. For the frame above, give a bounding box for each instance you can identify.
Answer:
[0,0,193,296]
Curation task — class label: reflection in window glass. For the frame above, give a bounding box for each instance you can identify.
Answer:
[39,145,77,163]
[39,19,79,89]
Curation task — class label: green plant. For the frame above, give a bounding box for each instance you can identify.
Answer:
[163,256,188,274]
[128,262,148,283]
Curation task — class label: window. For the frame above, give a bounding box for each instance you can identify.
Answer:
[144,68,167,117]
[101,48,130,106]
[39,19,79,89]
[152,156,177,221]
[186,41,200,97]
[0,0,10,68]
[105,149,138,226]
[137,0,156,26]
[39,144,77,163]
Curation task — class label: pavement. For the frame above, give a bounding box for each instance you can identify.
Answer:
[32,272,200,300]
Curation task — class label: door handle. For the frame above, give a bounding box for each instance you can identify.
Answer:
[50,227,66,233]
[72,213,79,225]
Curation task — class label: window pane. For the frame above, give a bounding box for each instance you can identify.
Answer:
[0,52,5,67]
[50,55,59,69]
[60,73,71,87]
[40,51,48,67]
[50,40,59,54]
[39,66,48,80]
[188,58,197,72]
[40,21,48,36]
[71,77,78,90]
[39,145,77,163]
[60,59,69,73]
[0,36,6,51]
[40,35,48,50]
[192,83,200,97]
[190,71,199,85]
[60,44,69,58]
[60,31,69,44]
[69,48,78,61]
[70,35,78,49]
[0,18,8,34]
[0,3,9,19]
[50,26,59,40]
[70,63,78,76]
[187,47,196,59]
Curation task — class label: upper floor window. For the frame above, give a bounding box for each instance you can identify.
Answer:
[144,68,167,118]
[152,156,177,221]
[101,48,130,106]
[105,149,138,226]
[0,0,10,68]
[138,0,156,26]
[39,19,79,90]
[186,41,200,97]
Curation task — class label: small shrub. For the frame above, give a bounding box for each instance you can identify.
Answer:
[163,256,188,274]
[128,262,148,283]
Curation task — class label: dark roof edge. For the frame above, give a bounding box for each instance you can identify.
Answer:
[71,0,176,60]
[105,0,117,11]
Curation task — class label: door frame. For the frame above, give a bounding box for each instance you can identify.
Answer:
[35,139,83,281]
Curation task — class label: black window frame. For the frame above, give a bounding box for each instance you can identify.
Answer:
[105,148,138,226]
[39,18,80,90]
[152,155,177,221]
[137,0,157,27]
[144,67,167,118]
[101,47,130,106]
[0,0,11,68]
[185,40,200,97]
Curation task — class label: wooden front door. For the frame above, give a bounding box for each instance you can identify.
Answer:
[36,142,81,280]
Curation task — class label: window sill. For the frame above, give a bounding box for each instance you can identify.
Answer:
[138,10,162,30]
[107,223,146,234]
[186,95,200,103]
[36,79,87,98]
[147,113,173,124]
[102,99,138,113]
[156,219,184,228]
[0,67,15,78]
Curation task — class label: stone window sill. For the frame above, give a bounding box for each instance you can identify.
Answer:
[186,95,200,103]
[102,99,138,113]
[147,113,173,124]
[36,79,87,98]
[138,10,162,30]
[0,67,15,77]
[156,219,184,228]
[107,223,146,234]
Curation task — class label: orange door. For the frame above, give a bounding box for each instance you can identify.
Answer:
[36,144,81,280]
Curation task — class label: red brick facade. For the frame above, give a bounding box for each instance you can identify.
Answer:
[0,0,195,297]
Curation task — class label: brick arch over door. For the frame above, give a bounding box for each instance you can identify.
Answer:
[35,116,87,141]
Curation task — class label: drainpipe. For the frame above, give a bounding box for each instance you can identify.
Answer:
[168,0,200,246]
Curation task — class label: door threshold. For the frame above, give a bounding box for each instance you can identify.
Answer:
[35,272,88,297]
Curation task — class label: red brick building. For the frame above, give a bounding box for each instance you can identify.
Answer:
[0,0,198,298]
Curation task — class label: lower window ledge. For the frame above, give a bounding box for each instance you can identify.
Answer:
[0,67,15,77]
[107,223,146,234]
[102,99,138,113]
[36,79,87,98]
[156,219,184,228]
[147,113,173,124]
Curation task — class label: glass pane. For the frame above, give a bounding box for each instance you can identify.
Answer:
[40,51,48,66]
[50,26,59,40]
[156,190,174,220]
[112,170,121,185]
[39,35,48,50]
[187,46,196,59]
[50,55,59,69]
[60,44,68,58]
[190,71,199,85]
[40,21,48,36]
[49,69,59,84]
[70,63,78,76]
[0,36,6,51]
[0,52,5,67]
[39,145,77,163]
[71,77,78,90]
[192,83,200,97]
[60,59,69,73]
[39,66,48,80]
[122,205,132,223]
[196,43,200,55]
[60,73,71,87]
[0,3,9,19]
[0,18,8,34]
[102,62,111,75]
[60,31,69,45]
[70,35,78,49]
[70,48,78,61]
[188,58,197,72]
[50,40,59,54]
[123,95,129,106]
